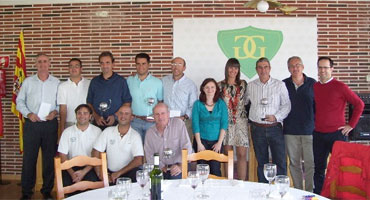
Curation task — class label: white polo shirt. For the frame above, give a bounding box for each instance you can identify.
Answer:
[58,124,102,159]
[93,125,144,172]
[57,77,90,123]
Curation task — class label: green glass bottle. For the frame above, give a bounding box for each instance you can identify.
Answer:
[150,153,163,200]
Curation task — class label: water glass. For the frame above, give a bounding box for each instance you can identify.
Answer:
[116,177,131,200]
[196,164,210,199]
[143,163,154,197]
[275,175,290,199]
[263,163,277,197]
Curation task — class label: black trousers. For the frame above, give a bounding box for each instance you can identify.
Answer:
[62,166,99,197]
[313,130,347,194]
[62,166,99,187]
[193,138,223,177]
[21,118,58,196]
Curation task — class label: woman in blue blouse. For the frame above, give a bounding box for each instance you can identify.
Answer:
[192,78,228,176]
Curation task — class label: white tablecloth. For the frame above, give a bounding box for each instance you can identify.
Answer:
[66,179,329,200]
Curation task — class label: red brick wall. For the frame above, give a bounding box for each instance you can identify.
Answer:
[0,0,369,175]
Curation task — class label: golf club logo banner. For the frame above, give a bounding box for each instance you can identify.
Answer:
[218,26,283,78]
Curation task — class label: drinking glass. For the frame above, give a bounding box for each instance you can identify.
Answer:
[263,163,277,198]
[275,175,290,199]
[188,171,200,199]
[116,177,132,200]
[143,163,154,197]
[136,170,149,200]
[196,164,210,199]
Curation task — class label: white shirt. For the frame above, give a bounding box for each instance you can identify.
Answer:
[246,77,291,124]
[162,74,198,117]
[57,124,102,159]
[93,126,144,172]
[57,77,90,123]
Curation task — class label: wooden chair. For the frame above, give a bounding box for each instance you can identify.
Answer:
[181,149,234,179]
[54,152,109,200]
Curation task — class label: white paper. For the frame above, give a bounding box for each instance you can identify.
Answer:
[38,102,51,121]
[170,110,181,118]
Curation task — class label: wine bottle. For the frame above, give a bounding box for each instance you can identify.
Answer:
[150,153,163,200]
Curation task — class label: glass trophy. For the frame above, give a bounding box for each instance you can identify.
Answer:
[146,97,155,120]
[99,99,112,120]
[260,97,268,121]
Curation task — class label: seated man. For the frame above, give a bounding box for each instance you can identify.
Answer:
[144,103,193,179]
[57,104,102,191]
[92,105,143,184]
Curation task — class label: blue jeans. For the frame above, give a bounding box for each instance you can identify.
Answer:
[131,118,155,143]
[251,123,286,183]
[313,130,347,194]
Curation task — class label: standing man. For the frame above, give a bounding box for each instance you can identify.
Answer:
[162,57,197,141]
[313,56,364,194]
[92,105,143,183]
[144,103,192,179]
[57,58,90,132]
[57,104,101,189]
[246,57,291,183]
[87,51,132,130]
[16,53,60,200]
[127,53,163,142]
[283,56,315,192]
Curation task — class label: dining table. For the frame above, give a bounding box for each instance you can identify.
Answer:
[65,179,329,200]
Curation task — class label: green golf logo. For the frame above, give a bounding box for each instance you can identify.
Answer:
[218,26,283,78]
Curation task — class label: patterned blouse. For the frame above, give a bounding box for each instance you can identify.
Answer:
[218,80,248,124]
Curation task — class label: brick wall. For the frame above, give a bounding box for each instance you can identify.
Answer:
[0,0,369,176]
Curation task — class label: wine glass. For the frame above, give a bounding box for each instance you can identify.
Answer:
[196,164,210,199]
[163,147,175,171]
[263,163,277,198]
[275,175,290,199]
[116,177,132,200]
[136,170,149,200]
[143,163,154,197]
[188,171,200,199]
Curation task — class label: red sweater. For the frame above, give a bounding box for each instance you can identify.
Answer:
[314,79,364,133]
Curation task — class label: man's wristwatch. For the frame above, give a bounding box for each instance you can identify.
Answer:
[183,114,189,121]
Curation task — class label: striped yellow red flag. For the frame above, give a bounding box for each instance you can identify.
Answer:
[11,30,27,154]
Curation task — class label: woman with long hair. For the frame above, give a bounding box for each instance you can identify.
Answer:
[218,58,249,180]
[192,78,228,176]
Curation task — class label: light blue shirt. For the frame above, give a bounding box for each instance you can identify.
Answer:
[162,74,198,117]
[16,74,60,118]
[127,74,163,116]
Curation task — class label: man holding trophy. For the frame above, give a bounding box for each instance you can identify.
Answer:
[127,53,163,142]
[87,51,132,130]
[246,57,291,183]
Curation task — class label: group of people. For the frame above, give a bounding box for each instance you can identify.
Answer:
[16,51,364,200]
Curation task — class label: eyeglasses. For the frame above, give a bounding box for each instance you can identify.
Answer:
[288,63,303,68]
[171,63,183,67]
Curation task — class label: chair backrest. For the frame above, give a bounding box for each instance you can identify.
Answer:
[181,149,233,179]
[321,141,370,200]
[54,152,109,200]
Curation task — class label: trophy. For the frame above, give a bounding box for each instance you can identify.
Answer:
[99,99,112,119]
[260,97,269,121]
[163,147,175,171]
[146,97,155,120]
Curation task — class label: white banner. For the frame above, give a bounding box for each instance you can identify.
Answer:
[174,18,318,88]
